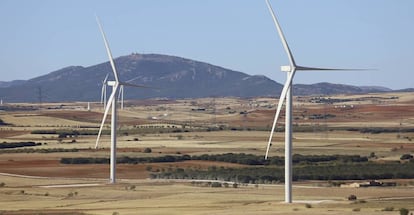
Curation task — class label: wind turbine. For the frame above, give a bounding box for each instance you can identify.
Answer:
[95,16,151,184]
[100,73,109,108]
[264,0,367,203]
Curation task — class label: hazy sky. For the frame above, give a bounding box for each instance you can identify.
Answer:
[1,0,413,89]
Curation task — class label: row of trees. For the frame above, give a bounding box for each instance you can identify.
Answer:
[31,129,99,137]
[60,153,369,166]
[0,141,41,149]
[153,161,414,183]
[347,127,414,134]
[1,148,78,154]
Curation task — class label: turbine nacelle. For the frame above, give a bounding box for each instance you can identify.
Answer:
[281,65,292,72]
[107,81,117,86]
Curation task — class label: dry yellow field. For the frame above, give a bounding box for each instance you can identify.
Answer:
[0,175,413,215]
[0,92,413,214]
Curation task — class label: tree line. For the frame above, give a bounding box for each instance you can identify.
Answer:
[31,129,99,137]
[152,161,414,183]
[60,153,368,166]
[0,141,41,149]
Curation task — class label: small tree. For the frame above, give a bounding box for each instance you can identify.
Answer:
[348,194,357,201]
[399,208,409,215]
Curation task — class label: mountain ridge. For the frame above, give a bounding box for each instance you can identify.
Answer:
[0,53,406,103]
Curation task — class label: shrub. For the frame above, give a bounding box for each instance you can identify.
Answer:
[143,148,152,153]
[0,182,5,187]
[400,154,413,160]
[211,182,222,187]
[382,207,394,211]
[348,194,357,201]
[305,203,312,208]
[400,208,409,215]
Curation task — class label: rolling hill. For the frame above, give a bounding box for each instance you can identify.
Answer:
[0,53,395,102]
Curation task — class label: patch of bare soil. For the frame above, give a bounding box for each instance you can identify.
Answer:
[0,154,245,180]
[0,130,29,138]
[41,111,103,124]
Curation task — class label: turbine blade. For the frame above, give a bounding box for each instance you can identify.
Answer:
[119,81,158,89]
[296,65,374,71]
[101,85,105,104]
[118,85,123,102]
[265,68,296,159]
[265,0,296,67]
[95,85,118,149]
[125,76,140,83]
[103,73,109,83]
[96,16,120,83]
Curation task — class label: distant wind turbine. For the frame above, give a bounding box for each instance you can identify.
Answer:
[117,76,146,110]
[264,0,369,203]
[101,73,109,108]
[95,16,152,184]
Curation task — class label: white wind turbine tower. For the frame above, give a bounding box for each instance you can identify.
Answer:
[95,16,151,184]
[100,73,109,108]
[264,0,368,203]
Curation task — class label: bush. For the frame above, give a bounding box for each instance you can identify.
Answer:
[400,208,409,215]
[348,194,357,201]
[144,148,152,153]
[400,154,413,160]
[382,207,394,211]
[305,203,312,208]
[211,182,222,188]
